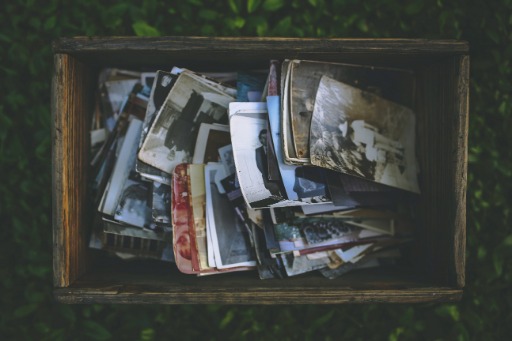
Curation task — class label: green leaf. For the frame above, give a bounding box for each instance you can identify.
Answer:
[493,251,504,276]
[357,18,369,32]
[256,21,268,36]
[435,305,460,321]
[247,0,262,13]
[263,0,284,11]
[82,320,112,340]
[14,303,38,318]
[44,16,56,30]
[273,16,292,34]
[199,9,218,20]
[228,17,246,29]
[229,0,241,14]
[140,328,155,341]
[503,234,512,246]
[132,21,160,37]
[405,1,423,15]
[220,310,235,329]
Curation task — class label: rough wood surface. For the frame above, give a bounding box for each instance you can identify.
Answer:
[51,37,469,70]
[453,55,469,288]
[54,286,462,304]
[53,262,462,304]
[415,55,468,288]
[52,54,92,287]
[53,37,469,54]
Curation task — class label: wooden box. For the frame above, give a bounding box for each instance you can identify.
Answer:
[52,37,468,304]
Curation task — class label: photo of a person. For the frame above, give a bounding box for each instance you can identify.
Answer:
[255,129,282,196]
[309,75,420,193]
[339,119,404,163]
[114,181,151,229]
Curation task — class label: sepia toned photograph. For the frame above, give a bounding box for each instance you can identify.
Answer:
[310,76,420,193]
[288,59,415,160]
[139,71,235,174]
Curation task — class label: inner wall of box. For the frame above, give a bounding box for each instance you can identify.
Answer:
[68,51,462,288]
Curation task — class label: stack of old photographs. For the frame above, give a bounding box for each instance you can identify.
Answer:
[88,59,421,280]
[89,69,175,262]
[226,60,420,279]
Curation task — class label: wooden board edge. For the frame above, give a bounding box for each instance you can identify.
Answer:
[52,53,69,288]
[53,287,463,304]
[453,54,469,288]
[52,37,469,54]
[52,53,92,288]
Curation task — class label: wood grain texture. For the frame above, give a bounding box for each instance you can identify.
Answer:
[52,54,93,287]
[53,37,469,54]
[453,55,469,288]
[53,261,462,304]
[54,287,462,304]
[51,37,469,70]
[415,54,468,288]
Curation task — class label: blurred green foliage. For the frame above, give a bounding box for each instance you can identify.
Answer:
[1,0,511,339]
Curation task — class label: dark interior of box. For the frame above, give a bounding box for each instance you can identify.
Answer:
[58,48,465,300]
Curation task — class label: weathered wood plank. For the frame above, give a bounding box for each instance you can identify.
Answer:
[52,54,92,287]
[53,37,469,54]
[54,286,463,304]
[453,55,469,288]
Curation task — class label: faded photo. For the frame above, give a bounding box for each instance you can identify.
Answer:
[139,71,234,174]
[229,108,289,208]
[205,163,256,268]
[152,182,172,225]
[288,59,415,160]
[310,76,420,193]
[136,71,177,184]
[192,123,231,164]
[114,174,152,229]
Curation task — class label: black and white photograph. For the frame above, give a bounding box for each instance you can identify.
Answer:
[267,96,332,204]
[192,123,231,164]
[310,76,420,193]
[288,59,415,160]
[218,144,236,175]
[99,119,143,217]
[279,252,330,277]
[229,102,292,208]
[104,78,140,118]
[138,71,235,174]
[151,182,172,226]
[205,163,257,269]
[136,70,177,184]
[114,176,152,229]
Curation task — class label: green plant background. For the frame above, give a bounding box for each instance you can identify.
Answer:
[1,0,511,339]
